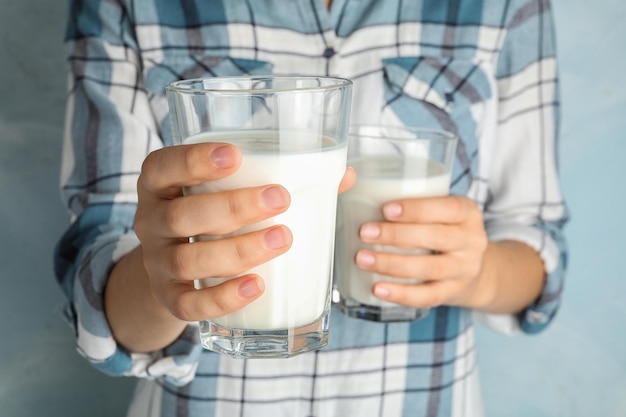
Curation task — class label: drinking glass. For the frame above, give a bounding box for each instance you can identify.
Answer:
[166,76,352,358]
[334,125,457,322]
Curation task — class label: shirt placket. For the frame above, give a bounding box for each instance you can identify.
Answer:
[298,0,342,76]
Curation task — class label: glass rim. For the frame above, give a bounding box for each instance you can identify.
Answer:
[166,75,353,95]
[349,125,457,143]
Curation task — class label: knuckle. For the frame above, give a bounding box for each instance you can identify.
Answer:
[171,297,195,322]
[142,255,160,281]
[133,213,148,241]
[167,246,192,279]
[386,255,409,278]
[211,292,235,316]
[475,233,489,252]
[163,199,188,236]
[424,259,445,278]
[139,151,160,190]
[228,189,259,219]
[183,145,207,181]
[425,288,445,307]
[233,240,248,262]
[215,193,255,232]
[463,197,483,222]
[430,226,449,248]
[141,150,158,174]
[464,253,484,279]
[136,171,148,192]
[226,193,245,217]
[385,224,400,243]
[231,239,261,269]
[466,223,488,253]
[469,262,483,280]
[375,253,390,272]
[449,196,467,219]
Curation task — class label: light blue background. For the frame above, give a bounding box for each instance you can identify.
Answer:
[0,1,623,416]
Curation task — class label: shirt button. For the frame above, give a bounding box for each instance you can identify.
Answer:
[323,47,336,58]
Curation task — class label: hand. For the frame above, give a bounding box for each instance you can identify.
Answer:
[134,142,295,322]
[354,195,491,310]
[106,142,354,352]
[134,142,356,322]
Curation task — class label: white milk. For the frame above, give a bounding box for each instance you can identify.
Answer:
[184,131,347,329]
[336,155,451,307]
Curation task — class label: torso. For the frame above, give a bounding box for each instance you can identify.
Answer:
[128,1,508,415]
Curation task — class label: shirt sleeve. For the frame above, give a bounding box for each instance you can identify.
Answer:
[53,0,201,384]
[474,0,569,335]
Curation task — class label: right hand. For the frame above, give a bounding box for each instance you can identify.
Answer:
[134,142,293,322]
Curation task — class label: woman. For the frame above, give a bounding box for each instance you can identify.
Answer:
[55,0,568,415]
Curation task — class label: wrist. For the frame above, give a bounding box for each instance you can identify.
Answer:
[459,240,546,314]
[458,242,499,311]
[106,246,187,353]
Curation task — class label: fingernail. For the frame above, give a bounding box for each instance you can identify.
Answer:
[264,227,288,250]
[261,186,288,210]
[355,251,375,267]
[211,146,237,169]
[373,285,390,299]
[383,203,402,218]
[360,223,380,240]
[238,277,262,298]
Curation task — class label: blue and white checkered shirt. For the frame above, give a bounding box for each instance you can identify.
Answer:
[55,0,568,416]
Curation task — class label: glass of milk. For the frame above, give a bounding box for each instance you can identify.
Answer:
[165,76,352,358]
[334,125,457,322]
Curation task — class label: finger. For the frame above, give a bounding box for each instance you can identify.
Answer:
[139,143,242,199]
[155,184,291,237]
[154,225,293,281]
[338,167,356,194]
[371,280,453,309]
[355,249,460,281]
[359,222,466,252]
[382,195,475,225]
[163,274,266,321]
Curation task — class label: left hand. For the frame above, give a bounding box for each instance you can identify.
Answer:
[355,195,491,310]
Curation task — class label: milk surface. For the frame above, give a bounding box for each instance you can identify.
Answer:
[336,155,451,307]
[184,130,347,329]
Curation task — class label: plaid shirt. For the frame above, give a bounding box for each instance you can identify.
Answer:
[55,0,568,416]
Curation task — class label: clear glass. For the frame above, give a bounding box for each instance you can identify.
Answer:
[166,76,352,358]
[334,125,457,322]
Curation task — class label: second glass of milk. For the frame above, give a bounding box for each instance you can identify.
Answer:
[334,125,457,322]
[166,76,352,358]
